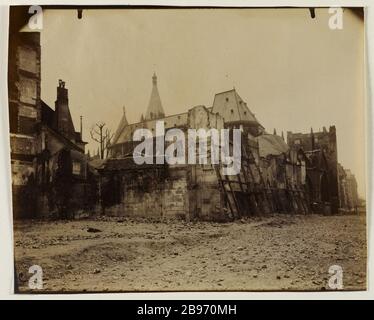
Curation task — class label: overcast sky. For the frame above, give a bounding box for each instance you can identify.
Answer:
[39,8,366,197]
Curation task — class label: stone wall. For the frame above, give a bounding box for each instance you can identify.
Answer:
[100,104,311,221]
[102,167,189,220]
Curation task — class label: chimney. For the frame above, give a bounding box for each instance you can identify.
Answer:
[80,116,83,140]
[57,79,68,103]
[54,79,75,140]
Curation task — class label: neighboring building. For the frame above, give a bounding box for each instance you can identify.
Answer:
[338,164,359,212]
[344,170,359,210]
[287,127,359,214]
[8,28,42,218]
[36,80,89,218]
[8,24,89,218]
[287,127,340,213]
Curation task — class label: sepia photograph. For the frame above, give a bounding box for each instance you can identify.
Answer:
[7,6,367,293]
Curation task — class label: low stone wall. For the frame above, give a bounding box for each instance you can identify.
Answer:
[102,167,189,220]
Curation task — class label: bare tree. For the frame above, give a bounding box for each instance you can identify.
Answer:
[90,122,114,159]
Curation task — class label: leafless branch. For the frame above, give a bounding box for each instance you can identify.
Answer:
[89,122,113,159]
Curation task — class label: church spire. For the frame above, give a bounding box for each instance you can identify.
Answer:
[145,73,165,120]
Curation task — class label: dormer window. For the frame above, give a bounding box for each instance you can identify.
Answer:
[231,109,234,114]
[226,97,229,102]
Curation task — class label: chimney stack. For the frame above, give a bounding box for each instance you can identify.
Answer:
[80,116,83,140]
[57,79,68,102]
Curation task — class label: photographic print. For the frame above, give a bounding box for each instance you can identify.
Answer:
[8,6,367,293]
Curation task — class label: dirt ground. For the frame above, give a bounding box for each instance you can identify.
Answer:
[13,214,366,293]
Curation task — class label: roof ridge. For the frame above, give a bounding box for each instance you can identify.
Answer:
[112,109,129,145]
[214,88,236,96]
[233,89,243,121]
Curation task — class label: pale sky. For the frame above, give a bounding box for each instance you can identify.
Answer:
[39,8,366,197]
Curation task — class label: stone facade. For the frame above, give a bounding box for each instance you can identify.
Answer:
[101,105,228,221]
[338,164,359,212]
[287,127,355,214]
[100,76,313,221]
[8,30,41,219]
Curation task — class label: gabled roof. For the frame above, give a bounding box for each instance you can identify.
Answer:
[41,99,86,148]
[41,100,55,128]
[113,112,188,145]
[211,89,263,126]
[145,73,165,120]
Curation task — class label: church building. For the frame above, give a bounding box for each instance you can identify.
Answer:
[99,74,312,221]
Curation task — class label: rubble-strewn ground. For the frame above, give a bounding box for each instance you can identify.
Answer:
[14,214,366,292]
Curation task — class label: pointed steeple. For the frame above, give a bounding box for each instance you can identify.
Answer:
[111,105,129,146]
[145,73,165,120]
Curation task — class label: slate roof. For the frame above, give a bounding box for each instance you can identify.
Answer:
[145,73,165,120]
[211,89,263,126]
[41,100,85,144]
[111,107,129,145]
[111,112,188,145]
[41,100,55,128]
